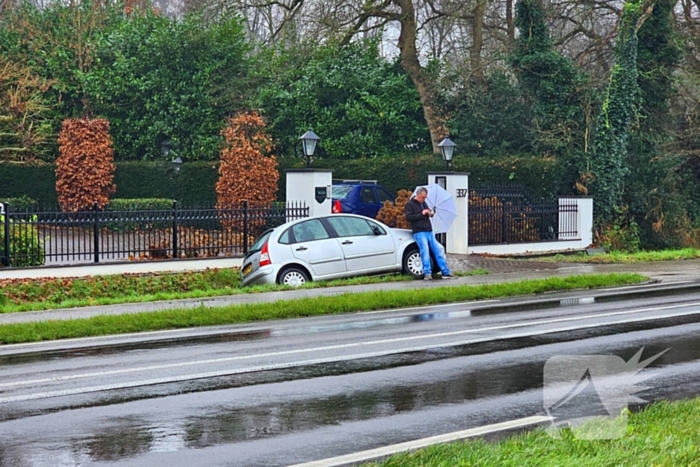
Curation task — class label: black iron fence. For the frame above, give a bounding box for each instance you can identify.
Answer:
[0,201,308,268]
[470,184,536,206]
[469,195,578,245]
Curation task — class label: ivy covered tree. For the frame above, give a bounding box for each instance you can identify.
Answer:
[625,0,692,247]
[253,40,430,160]
[588,0,644,229]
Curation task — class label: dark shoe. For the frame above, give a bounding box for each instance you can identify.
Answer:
[423,275,433,281]
[441,274,457,280]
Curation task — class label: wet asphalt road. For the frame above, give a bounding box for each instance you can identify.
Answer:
[2,283,700,466]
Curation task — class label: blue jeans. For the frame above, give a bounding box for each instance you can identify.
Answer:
[413,231,450,276]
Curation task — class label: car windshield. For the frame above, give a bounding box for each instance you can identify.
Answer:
[248,230,272,255]
[332,185,354,199]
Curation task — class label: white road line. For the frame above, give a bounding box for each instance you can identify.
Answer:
[2,300,700,391]
[355,299,500,315]
[286,415,554,467]
[2,306,700,403]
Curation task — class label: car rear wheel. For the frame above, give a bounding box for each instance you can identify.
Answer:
[402,248,424,278]
[278,267,309,287]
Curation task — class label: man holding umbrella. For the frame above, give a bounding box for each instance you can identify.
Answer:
[405,186,457,281]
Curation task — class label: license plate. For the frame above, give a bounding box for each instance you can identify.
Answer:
[242,264,252,276]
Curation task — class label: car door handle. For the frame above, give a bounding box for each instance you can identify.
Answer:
[342,240,353,245]
[295,246,308,251]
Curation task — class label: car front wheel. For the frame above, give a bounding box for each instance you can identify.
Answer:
[402,248,424,278]
[278,267,309,287]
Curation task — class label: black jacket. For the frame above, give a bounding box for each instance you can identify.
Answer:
[405,198,432,233]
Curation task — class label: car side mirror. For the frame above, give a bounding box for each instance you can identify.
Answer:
[372,225,381,235]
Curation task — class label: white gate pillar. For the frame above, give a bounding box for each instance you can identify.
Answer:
[285,169,333,217]
[427,172,469,255]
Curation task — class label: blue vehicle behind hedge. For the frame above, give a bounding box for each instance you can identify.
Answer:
[331,180,395,219]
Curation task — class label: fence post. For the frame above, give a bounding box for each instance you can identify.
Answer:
[172,200,178,259]
[501,203,508,243]
[93,201,100,263]
[2,203,10,267]
[243,200,249,254]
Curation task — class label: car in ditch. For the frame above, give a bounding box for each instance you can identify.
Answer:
[240,214,439,287]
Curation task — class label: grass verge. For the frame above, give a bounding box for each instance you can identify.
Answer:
[537,248,700,263]
[0,268,489,314]
[365,397,700,466]
[0,273,645,344]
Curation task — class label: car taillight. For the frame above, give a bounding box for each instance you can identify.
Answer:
[259,241,271,266]
[332,200,342,213]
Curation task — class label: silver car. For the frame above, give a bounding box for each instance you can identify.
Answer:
[240,214,434,287]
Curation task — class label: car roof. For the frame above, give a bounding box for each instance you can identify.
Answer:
[271,213,385,231]
[333,180,382,186]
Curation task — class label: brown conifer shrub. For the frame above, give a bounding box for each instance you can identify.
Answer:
[56,118,116,212]
[216,112,279,232]
[376,189,412,229]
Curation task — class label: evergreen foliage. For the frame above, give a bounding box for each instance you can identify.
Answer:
[511,0,588,159]
[625,0,695,247]
[88,12,250,161]
[0,58,54,162]
[252,40,429,159]
[0,2,249,162]
[444,72,533,157]
[588,0,642,226]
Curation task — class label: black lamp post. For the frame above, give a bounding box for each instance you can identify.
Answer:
[162,139,184,199]
[161,139,171,159]
[438,137,456,170]
[300,130,320,168]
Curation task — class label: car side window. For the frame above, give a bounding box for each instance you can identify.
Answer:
[279,228,291,244]
[327,216,376,237]
[377,188,393,204]
[367,220,387,235]
[360,187,377,204]
[292,219,330,243]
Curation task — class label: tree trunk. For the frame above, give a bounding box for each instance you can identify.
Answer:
[471,0,488,87]
[506,0,515,46]
[394,0,446,154]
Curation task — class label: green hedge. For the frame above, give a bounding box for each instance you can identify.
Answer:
[0,195,39,210]
[113,162,219,206]
[0,163,58,206]
[277,154,566,199]
[0,155,565,207]
[104,198,174,231]
[0,161,219,207]
[107,198,173,211]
